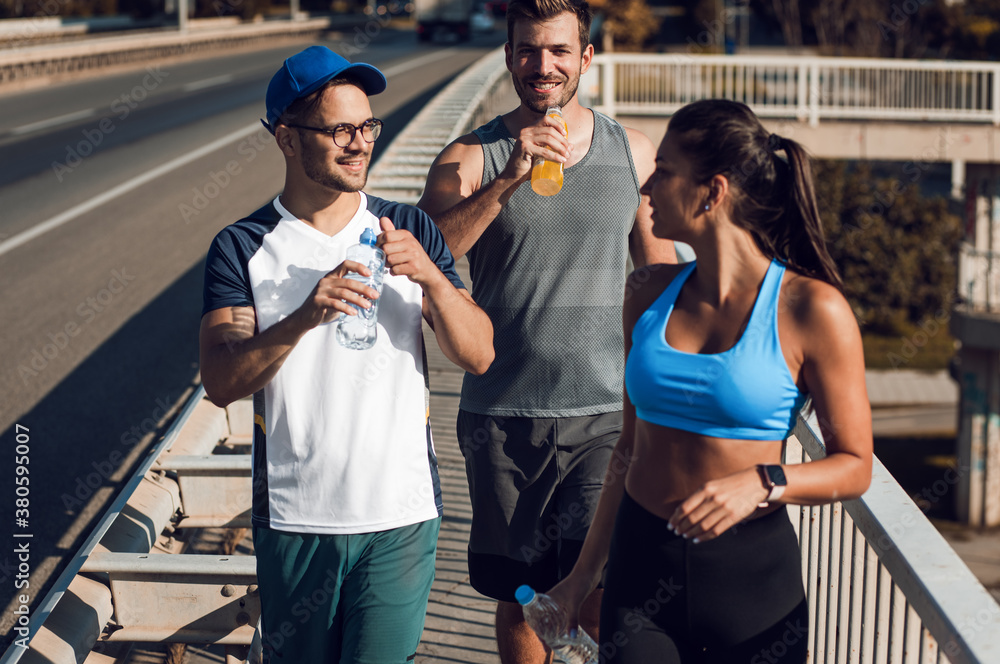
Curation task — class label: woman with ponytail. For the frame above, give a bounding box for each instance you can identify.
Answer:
[547,100,872,663]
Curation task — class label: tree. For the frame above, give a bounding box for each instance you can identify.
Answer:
[814,160,963,335]
[769,0,802,48]
[590,0,661,51]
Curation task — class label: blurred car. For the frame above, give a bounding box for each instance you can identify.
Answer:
[470,3,494,32]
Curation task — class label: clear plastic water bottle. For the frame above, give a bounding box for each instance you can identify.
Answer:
[336,227,385,350]
[515,585,598,664]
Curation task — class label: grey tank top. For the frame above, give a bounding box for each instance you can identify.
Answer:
[462,111,641,417]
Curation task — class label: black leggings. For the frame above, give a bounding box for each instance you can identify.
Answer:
[599,492,809,664]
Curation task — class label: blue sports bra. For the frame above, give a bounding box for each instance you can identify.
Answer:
[624,259,807,440]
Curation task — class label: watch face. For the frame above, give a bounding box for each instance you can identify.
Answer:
[766,465,787,486]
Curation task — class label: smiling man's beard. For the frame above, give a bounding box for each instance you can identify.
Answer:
[513,71,581,113]
[300,142,370,192]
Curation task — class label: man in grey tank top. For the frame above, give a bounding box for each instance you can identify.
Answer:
[418,1,676,661]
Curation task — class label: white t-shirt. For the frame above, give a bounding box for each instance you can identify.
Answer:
[202,193,465,534]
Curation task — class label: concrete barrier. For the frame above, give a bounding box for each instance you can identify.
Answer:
[0,17,346,87]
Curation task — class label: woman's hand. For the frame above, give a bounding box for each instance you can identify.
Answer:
[546,570,600,637]
[668,467,770,543]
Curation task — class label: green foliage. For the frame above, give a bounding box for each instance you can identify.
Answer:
[591,0,661,50]
[862,326,956,371]
[814,160,963,337]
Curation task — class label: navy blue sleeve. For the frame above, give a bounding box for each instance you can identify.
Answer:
[202,227,255,316]
[369,197,466,291]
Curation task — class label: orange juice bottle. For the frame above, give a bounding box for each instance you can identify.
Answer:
[531,106,567,196]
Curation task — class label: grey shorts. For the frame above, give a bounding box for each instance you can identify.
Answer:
[456,409,621,602]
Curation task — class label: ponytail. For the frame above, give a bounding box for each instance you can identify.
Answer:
[774,137,843,290]
[668,100,843,290]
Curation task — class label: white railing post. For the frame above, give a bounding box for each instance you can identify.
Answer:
[993,66,1000,126]
[797,60,808,122]
[809,61,820,126]
[789,412,1000,664]
[602,57,616,118]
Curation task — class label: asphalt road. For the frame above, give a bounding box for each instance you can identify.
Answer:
[0,25,505,646]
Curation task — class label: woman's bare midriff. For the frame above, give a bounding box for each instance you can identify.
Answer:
[624,418,786,521]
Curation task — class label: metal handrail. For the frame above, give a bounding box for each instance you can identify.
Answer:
[583,53,1000,126]
[789,412,1000,663]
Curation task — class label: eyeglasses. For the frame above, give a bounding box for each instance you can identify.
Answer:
[285,118,383,148]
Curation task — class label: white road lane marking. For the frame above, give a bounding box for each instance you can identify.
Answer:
[182,74,235,92]
[0,48,468,258]
[381,49,458,78]
[0,122,262,259]
[11,108,97,135]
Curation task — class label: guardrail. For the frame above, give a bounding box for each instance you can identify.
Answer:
[0,387,262,664]
[786,414,1000,663]
[0,16,165,42]
[0,17,335,87]
[580,53,1000,127]
[959,243,1000,312]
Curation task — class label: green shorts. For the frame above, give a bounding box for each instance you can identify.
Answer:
[253,517,440,663]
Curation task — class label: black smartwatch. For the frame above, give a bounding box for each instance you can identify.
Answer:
[756,464,787,503]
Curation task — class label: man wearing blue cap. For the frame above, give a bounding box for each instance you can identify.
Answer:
[199,45,493,662]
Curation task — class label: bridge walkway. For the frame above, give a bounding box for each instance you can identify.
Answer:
[416,257,502,663]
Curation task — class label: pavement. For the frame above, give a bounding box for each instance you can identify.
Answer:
[418,362,501,663]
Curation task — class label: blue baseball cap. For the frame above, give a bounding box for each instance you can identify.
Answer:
[262,45,387,134]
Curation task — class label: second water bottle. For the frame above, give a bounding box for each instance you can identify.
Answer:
[515,585,598,664]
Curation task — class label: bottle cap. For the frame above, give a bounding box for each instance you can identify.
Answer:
[514,585,535,606]
[359,227,377,246]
